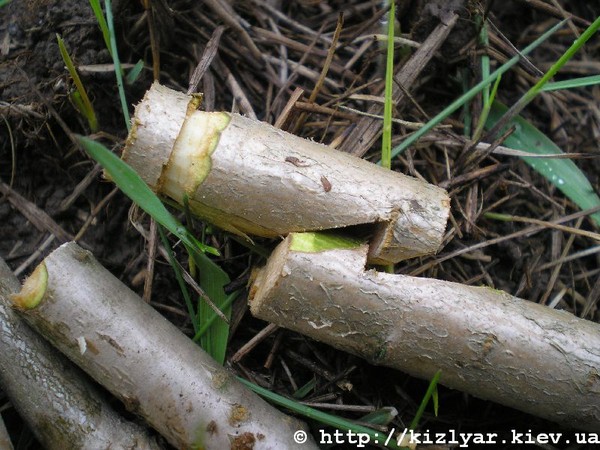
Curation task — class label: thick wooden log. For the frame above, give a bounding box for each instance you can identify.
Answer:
[249,233,600,431]
[122,82,450,264]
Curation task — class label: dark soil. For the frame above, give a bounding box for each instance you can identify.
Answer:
[1,0,599,448]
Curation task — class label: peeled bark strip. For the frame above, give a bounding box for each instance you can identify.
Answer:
[10,242,317,450]
[123,82,450,263]
[249,234,600,431]
[0,257,161,450]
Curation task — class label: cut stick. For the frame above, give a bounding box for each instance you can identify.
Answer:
[0,257,161,450]
[9,242,317,450]
[122,82,450,264]
[249,233,600,431]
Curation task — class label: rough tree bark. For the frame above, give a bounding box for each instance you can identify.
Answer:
[9,243,317,449]
[249,233,600,432]
[0,257,161,449]
[122,82,450,264]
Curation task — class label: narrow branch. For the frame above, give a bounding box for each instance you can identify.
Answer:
[0,257,161,449]
[10,243,317,449]
[123,83,450,263]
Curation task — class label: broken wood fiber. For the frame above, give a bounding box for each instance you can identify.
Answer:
[249,233,600,431]
[10,242,318,449]
[122,82,450,264]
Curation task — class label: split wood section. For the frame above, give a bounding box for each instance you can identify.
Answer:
[122,82,450,264]
[10,242,317,450]
[249,234,600,431]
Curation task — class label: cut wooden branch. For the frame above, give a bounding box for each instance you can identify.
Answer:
[0,257,161,450]
[249,233,600,431]
[122,82,450,264]
[9,242,317,449]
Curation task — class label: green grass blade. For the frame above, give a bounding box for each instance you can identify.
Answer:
[408,370,441,430]
[486,16,600,140]
[381,0,395,169]
[185,233,219,256]
[292,378,316,399]
[157,225,199,334]
[432,381,439,416]
[193,290,237,342]
[70,91,88,119]
[88,0,112,57]
[56,34,98,132]
[542,75,600,92]
[76,136,219,254]
[474,74,502,141]
[488,73,502,105]
[104,0,130,130]
[480,22,491,108]
[359,407,398,426]
[0,0,12,7]
[237,377,403,450]
[472,16,491,141]
[460,68,473,137]
[181,198,231,364]
[189,249,232,365]
[486,102,600,227]
[126,59,145,85]
[387,19,567,161]
[526,15,600,101]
